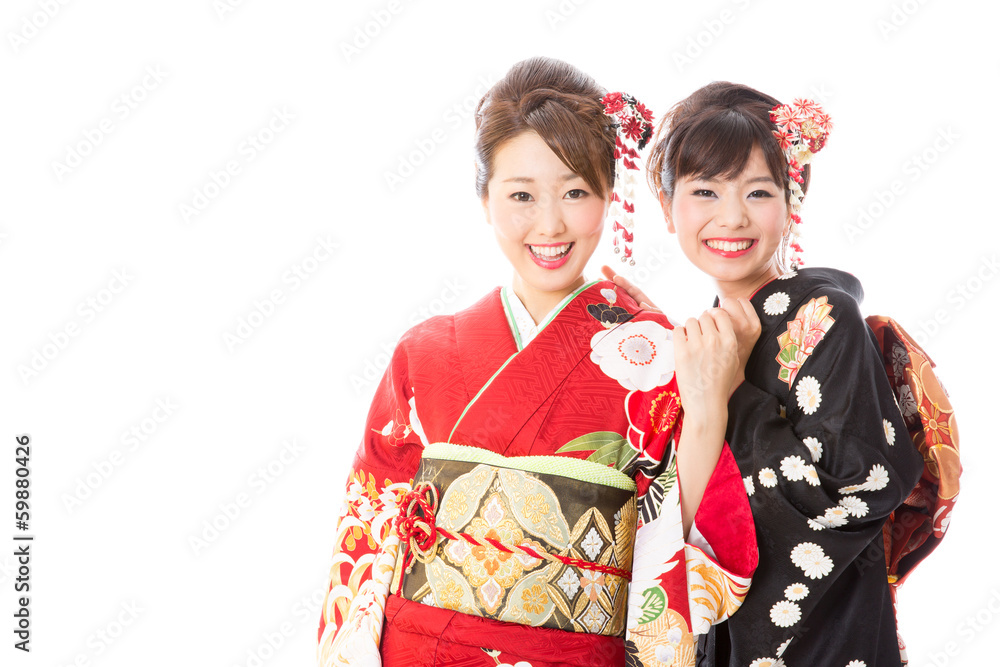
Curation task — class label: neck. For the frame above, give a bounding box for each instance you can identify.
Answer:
[511,274,587,324]
[714,261,783,302]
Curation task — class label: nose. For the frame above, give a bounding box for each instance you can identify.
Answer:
[715,192,749,230]
[532,191,566,237]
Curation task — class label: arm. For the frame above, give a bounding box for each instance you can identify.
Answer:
[674,304,760,633]
[730,292,922,529]
[624,315,757,663]
[317,337,426,667]
[674,299,760,536]
[723,289,925,657]
[673,310,735,536]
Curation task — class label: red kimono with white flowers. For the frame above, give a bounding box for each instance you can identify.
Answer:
[318,280,757,667]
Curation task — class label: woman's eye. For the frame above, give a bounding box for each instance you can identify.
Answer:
[510,192,533,202]
[693,189,716,197]
[748,190,774,199]
[565,188,588,199]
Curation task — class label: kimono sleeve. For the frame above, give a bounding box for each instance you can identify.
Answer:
[317,334,426,667]
[623,378,756,666]
[685,441,757,632]
[724,288,924,652]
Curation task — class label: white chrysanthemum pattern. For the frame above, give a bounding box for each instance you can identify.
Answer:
[764,292,791,316]
[795,376,823,415]
[759,468,778,488]
[823,506,850,527]
[781,455,808,481]
[791,542,834,580]
[803,436,823,462]
[744,475,755,496]
[864,464,890,491]
[838,496,869,518]
[883,419,896,445]
[770,600,801,627]
[784,582,810,601]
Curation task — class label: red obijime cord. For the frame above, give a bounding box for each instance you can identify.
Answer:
[393,483,632,582]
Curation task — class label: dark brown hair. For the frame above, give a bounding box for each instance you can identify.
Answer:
[474,57,616,199]
[647,82,810,202]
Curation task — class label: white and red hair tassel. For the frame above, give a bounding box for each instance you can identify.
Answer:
[602,92,654,265]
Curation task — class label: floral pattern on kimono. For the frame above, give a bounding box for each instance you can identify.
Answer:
[319,281,757,667]
[697,268,927,667]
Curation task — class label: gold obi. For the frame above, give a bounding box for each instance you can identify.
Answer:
[391,443,638,637]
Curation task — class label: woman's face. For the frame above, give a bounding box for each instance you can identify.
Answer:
[662,144,791,299]
[484,131,609,304]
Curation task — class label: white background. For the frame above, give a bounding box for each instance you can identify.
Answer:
[2,1,997,665]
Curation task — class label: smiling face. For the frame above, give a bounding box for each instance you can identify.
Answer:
[662,143,791,300]
[484,131,609,319]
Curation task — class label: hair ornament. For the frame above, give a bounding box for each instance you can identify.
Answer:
[602,92,654,265]
[769,98,832,268]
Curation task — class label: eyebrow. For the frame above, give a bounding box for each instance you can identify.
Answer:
[694,175,778,186]
[502,173,580,184]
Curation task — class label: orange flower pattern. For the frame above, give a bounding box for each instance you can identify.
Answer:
[775,297,836,388]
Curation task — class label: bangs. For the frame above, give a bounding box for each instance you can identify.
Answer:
[529,104,614,198]
[674,108,787,189]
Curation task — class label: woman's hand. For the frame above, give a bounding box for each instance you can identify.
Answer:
[673,309,740,418]
[717,297,761,396]
[600,265,661,313]
[673,309,738,537]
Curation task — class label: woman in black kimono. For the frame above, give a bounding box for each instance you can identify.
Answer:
[606,83,931,666]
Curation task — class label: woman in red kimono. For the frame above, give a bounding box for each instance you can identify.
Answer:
[317,59,758,667]
[606,83,957,666]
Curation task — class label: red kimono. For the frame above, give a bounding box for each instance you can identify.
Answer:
[318,280,757,667]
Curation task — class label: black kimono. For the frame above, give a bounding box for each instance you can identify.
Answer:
[699,267,925,667]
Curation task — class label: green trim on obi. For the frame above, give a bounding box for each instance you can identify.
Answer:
[423,442,636,492]
[397,440,637,636]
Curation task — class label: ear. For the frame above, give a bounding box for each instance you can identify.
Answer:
[658,190,676,234]
[481,195,491,226]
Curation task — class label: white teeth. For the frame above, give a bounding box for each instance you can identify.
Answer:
[706,239,752,251]
[529,243,571,258]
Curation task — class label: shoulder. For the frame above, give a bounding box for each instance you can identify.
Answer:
[397,287,501,353]
[745,268,878,393]
[753,267,868,341]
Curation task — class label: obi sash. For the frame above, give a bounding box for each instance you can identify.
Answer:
[390,443,637,638]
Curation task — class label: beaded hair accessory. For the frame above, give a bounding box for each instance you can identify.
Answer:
[769,99,833,268]
[602,92,654,265]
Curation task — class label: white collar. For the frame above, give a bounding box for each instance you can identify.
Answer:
[500,282,595,350]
